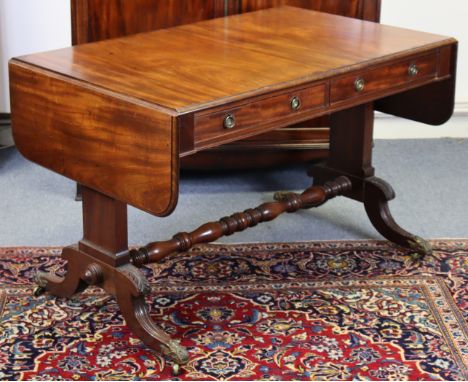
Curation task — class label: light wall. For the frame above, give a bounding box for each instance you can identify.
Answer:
[381,0,468,110]
[0,0,71,112]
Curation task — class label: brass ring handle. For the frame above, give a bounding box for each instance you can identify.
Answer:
[408,63,419,77]
[354,77,365,92]
[223,114,236,129]
[290,96,301,111]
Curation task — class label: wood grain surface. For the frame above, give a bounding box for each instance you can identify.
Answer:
[17,6,455,114]
[9,62,178,217]
[72,0,226,45]
[194,83,327,147]
[71,0,381,46]
[70,0,381,170]
[239,0,380,21]
[330,53,438,104]
[10,6,456,215]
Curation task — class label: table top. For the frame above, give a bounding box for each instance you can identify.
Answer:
[15,6,454,115]
[10,6,457,217]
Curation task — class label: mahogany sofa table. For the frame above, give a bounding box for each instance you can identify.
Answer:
[9,6,457,374]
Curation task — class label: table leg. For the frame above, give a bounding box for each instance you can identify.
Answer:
[33,186,188,374]
[309,103,432,260]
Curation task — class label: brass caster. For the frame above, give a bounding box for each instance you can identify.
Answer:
[409,252,425,263]
[33,286,46,297]
[172,363,181,376]
[407,236,432,260]
[273,191,289,201]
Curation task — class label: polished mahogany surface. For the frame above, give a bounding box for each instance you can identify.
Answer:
[72,0,227,45]
[15,7,453,114]
[239,0,380,21]
[71,0,381,46]
[9,6,456,216]
[70,0,381,171]
[10,62,178,217]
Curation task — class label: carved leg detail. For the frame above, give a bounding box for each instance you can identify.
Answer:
[35,188,187,373]
[114,264,189,372]
[364,177,432,260]
[33,246,88,297]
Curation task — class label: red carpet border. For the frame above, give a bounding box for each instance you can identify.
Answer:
[0,240,467,380]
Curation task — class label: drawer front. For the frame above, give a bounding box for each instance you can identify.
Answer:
[194,83,327,146]
[330,53,438,104]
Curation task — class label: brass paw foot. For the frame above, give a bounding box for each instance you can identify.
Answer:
[172,363,182,376]
[32,268,80,298]
[406,235,432,262]
[33,285,46,297]
[162,339,190,369]
[32,247,99,298]
[33,271,50,289]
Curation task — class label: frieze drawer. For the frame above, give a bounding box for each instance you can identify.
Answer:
[194,83,327,147]
[330,52,438,104]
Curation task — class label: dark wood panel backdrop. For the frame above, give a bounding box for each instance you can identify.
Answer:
[71,0,227,45]
[70,0,381,169]
[239,0,380,21]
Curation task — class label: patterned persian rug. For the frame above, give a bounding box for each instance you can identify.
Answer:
[0,240,467,381]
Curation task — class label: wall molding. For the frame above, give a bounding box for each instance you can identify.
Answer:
[455,101,468,115]
[0,112,13,148]
[376,101,468,118]
[374,101,468,139]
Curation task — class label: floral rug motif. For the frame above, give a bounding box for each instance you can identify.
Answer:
[0,240,467,380]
